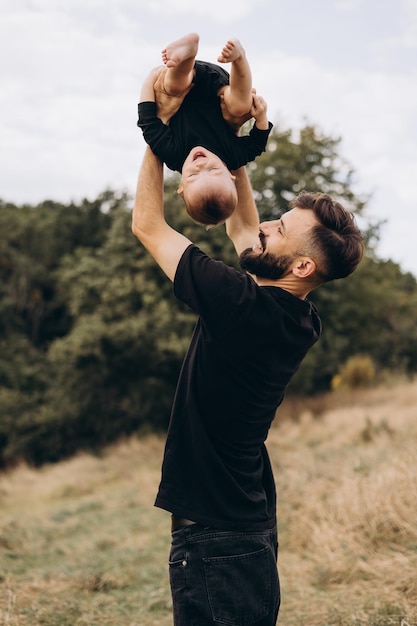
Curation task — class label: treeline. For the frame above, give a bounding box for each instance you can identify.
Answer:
[1,124,417,468]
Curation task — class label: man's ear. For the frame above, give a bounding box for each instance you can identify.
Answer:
[177,183,184,195]
[293,257,317,279]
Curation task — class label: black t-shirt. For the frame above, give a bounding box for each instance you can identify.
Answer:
[137,61,273,172]
[154,245,321,530]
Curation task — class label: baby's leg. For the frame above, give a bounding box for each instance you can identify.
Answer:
[218,87,254,134]
[152,67,192,123]
[218,38,252,118]
[161,32,199,96]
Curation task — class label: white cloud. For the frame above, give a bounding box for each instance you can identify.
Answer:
[333,0,363,11]
[146,0,272,21]
[404,0,417,46]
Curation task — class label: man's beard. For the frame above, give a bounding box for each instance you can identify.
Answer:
[239,247,295,280]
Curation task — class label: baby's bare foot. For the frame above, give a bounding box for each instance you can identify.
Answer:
[217,38,245,63]
[162,32,199,68]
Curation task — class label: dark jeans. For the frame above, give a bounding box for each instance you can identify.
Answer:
[169,523,280,626]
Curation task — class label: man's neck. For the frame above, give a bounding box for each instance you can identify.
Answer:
[254,275,312,300]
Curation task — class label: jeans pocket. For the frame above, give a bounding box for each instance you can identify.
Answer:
[169,554,188,597]
[203,545,271,626]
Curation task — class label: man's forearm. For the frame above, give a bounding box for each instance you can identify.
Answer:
[226,166,259,255]
[131,147,192,282]
[132,147,164,243]
[227,166,259,232]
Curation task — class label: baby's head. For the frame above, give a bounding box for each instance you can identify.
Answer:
[178,147,237,227]
[182,186,237,227]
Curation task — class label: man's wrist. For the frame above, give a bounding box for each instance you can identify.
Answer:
[255,118,269,130]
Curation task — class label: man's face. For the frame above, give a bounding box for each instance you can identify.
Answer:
[239,208,319,279]
[178,147,237,205]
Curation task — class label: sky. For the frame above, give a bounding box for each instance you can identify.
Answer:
[1,0,416,275]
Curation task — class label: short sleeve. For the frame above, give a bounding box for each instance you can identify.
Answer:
[174,245,256,336]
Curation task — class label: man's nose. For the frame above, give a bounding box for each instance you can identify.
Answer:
[260,220,278,232]
[259,221,271,232]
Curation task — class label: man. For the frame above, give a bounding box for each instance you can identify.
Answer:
[132,146,364,625]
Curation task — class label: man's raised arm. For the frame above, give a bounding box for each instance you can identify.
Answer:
[225,93,268,256]
[226,164,260,256]
[132,147,191,282]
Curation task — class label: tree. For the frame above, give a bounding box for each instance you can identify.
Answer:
[248,123,368,221]
[0,191,124,465]
[1,122,417,466]
[290,256,417,394]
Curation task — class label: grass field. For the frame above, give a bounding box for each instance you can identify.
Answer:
[1,380,416,625]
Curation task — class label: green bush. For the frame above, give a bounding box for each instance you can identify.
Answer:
[332,354,376,390]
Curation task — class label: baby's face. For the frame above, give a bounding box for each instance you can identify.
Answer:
[178,147,236,202]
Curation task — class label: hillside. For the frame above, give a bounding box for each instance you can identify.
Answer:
[1,380,416,625]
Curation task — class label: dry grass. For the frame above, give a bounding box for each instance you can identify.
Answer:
[272,379,417,625]
[1,380,417,625]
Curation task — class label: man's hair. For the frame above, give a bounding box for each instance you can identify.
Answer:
[290,191,365,283]
[183,189,237,227]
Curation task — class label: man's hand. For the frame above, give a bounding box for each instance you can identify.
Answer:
[153,67,193,124]
[251,94,269,130]
[140,67,193,125]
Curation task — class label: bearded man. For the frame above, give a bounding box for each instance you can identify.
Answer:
[132,144,364,626]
